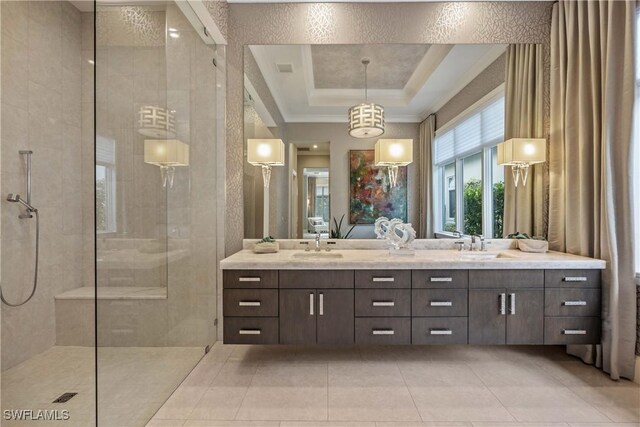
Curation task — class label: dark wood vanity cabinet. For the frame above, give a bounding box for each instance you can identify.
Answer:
[223,268,601,346]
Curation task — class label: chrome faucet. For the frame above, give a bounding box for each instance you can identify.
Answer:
[470,235,488,251]
[314,233,321,252]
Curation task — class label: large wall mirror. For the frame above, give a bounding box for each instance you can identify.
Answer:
[243,43,543,240]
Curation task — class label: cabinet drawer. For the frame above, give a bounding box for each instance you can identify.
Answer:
[355,289,411,317]
[544,317,601,345]
[544,288,600,317]
[223,270,278,289]
[469,269,543,289]
[279,270,354,289]
[223,289,278,317]
[355,318,411,344]
[412,270,468,289]
[412,289,468,317]
[355,270,411,289]
[412,317,468,344]
[545,270,601,288]
[223,317,279,344]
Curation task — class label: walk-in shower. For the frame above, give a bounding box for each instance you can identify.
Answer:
[1,1,221,425]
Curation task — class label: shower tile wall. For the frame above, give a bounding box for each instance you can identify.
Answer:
[0,1,87,370]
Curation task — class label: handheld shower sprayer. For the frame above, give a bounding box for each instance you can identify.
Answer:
[7,193,37,213]
[2,150,40,307]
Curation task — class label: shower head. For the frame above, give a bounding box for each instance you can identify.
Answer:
[6,193,37,212]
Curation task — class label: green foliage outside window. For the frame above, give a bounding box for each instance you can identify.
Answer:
[462,178,504,238]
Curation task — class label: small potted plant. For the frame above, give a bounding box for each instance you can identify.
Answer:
[253,236,279,254]
[507,232,548,253]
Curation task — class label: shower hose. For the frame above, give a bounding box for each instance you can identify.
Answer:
[1,210,39,307]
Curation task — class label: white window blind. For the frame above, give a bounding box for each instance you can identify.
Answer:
[96,136,115,165]
[434,96,505,165]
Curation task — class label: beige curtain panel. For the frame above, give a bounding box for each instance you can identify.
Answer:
[418,115,435,238]
[549,0,637,380]
[502,44,545,237]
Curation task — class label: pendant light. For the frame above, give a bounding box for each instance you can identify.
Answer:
[348,58,385,138]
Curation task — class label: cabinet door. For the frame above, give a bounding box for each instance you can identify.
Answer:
[469,289,506,344]
[317,289,354,344]
[279,289,316,344]
[506,289,544,344]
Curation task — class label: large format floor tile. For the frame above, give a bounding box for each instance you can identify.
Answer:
[236,386,328,421]
[328,386,421,422]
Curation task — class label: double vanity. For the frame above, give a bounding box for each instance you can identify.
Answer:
[220,241,605,346]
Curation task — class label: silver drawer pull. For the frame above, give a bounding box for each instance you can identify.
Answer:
[499,293,506,315]
[372,277,394,282]
[372,301,395,307]
[563,276,587,282]
[430,301,452,307]
[562,329,587,335]
[372,329,395,335]
[238,301,261,307]
[430,277,452,282]
[563,300,587,306]
[239,329,261,335]
[238,277,261,282]
[430,329,452,335]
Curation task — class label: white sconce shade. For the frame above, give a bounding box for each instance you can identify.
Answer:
[374,139,413,166]
[247,139,285,166]
[144,139,189,188]
[348,103,385,138]
[144,139,189,167]
[374,139,413,188]
[497,138,546,165]
[138,105,176,138]
[497,138,546,187]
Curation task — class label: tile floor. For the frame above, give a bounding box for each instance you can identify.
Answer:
[148,344,640,427]
[1,346,203,427]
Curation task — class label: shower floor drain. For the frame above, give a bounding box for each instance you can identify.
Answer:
[52,392,77,403]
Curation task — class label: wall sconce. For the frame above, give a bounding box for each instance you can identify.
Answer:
[497,138,546,187]
[374,139,413,187]
[247,139,285,237]
[144,139,189,188]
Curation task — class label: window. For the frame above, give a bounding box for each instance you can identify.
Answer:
[96,136,116,234]
[434,92,505,238]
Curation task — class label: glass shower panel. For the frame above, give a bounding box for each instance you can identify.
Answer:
[1,1,96,426]
[95,2,217,426]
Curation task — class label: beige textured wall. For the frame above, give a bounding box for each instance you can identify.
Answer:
[436,53,506,130]
[1,1,85,369]
[226,1,554,255]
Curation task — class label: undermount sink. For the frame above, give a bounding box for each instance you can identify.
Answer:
[458,252,514,260]
[291,251,344,259]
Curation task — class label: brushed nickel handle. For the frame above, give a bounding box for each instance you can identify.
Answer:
[430,301,452,307]
[372,301,395,307]
[509,293,516,315]
[563,276,587,282]
[563,300,587,306]
[239,329,261,335]
[499,293,506,315]
[309,292,314,316]
[429,329,452,335]
[319,292,324,316]
[430,277,452,282]
[238,301,261,307]
[238,277,260,282]
[562,329,587,335]
[372,277,394,282]
[372,329,394,335]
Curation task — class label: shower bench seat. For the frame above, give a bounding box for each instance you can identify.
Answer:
[55,286,167,300]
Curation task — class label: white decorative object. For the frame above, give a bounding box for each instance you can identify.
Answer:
[517,239,548,253]
[375,216,416,252]
[348,58,385,138]
[144,139,189,188]
[247,139,285,237]
[253,241,279,254]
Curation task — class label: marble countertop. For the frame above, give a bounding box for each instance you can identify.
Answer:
[220,248,606,270]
